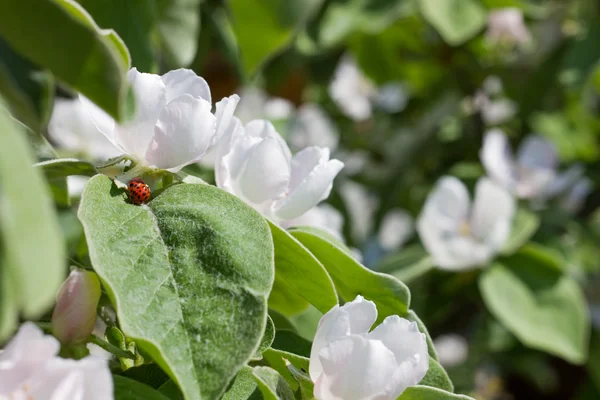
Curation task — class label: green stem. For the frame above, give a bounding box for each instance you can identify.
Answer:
[88,334,137,360]
[162,173,174,188]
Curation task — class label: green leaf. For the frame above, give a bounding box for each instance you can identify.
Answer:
[290,228,411,322]
[222,366,260,400]
[77,0,156,72]
[252,366,295,400]
[35,158,98,180]
[156,0,202,67]
[406,310,438,361]
[0,102,65,340]
[0,39,54,132]
[78,176,274,399]
[375,245,429,274]
[388,255,435,286]
[113,376,171,400]
[263,330,311,391]
[157,380,184,400]
[501,208,540,255]
[0,0,131,121]
[418,0,487,45]
[297,0,413,54]
[228,0,323,77]
[398,386,476,400]
[287,363,314,400]
[252,315,276,361]
[268,222,338,316]
[479,254,589,364]
[419,358,453,392]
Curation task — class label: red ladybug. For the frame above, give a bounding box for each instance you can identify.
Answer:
[128,178,151,205]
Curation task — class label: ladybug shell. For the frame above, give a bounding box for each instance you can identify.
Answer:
[128,178,151,205]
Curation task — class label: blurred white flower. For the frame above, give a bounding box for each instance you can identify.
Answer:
[310,295,428,400]
[329,55,409,121]
[48,98,121,160]
[482,76,503,96]
[281,204,344,241]
[67,176,90,198]
[0,323,113,399]
[481,129,558,199]
[329,55,376,121]
[289,104,339,152]
[378,209,414,252]
[235,87,294,124]
[216,119,344,222]
[417,177,515,270]
[339,181,378,243]
[487,8,531,46]
[375,83,409,114]
[336,150,369,176]
[473,93,517,126]
[78,68,239,172]
[433,334,469,368]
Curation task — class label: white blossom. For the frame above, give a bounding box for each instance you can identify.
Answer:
[378,209,414,252]
[78,68,239,172]
[433,334,469,368]
[329,55,376,121]
[487,8,531,46]
[310,296,429,400]
[234,86,293,124]
[329,55,409,121]
[216,119,343,222]
[48,99,121,160]
[0,323,113,399]
[339,181,378,243]
[417,176,515,270]
[289,104,339,152]
[281,204,344,241]
[480,129,558,199]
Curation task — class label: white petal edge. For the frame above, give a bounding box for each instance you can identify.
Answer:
[161,68,211,104]
[145,94,216,172]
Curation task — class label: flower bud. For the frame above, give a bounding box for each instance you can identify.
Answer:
[52,268,101,344]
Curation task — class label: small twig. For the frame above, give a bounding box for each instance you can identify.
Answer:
[87,334,136,360]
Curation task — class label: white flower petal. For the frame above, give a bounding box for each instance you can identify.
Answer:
[49,99,121,160]
[329,55,375,121]
[516,135,557,171]
[562,177,593,214]
[289,104,339,152]
[487,8,531,46]
[317,336,397,400]
[77,95,119,148]
[245,119,292,163]
[116,69,167,160]
[424,176,470,225]
[310,296,377,381]
[433,334,468,368]
[127,68,167,123]
[29,356,112,400]
[274,147,344,220]
[145,94,216,172]
[368,316,429,399]
[263,97,294,120]
[161,68,211,104]
[0,323,59,393]
[239,137,291,204]
[470,178,515,251]
[375,83,409,113]
[280,204,344,241]
[480,129,516,191]
[212,94,241,146]
[378,209,413,252]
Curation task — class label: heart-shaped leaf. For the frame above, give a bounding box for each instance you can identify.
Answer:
[480,250,589,364]
[79,176,274,399]
[419,0,487,46]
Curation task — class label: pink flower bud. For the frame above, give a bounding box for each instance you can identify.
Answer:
[51,268,101,344]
